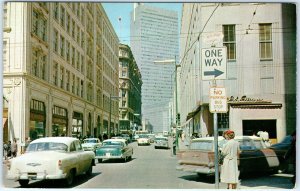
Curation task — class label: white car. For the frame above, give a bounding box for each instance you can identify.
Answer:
[6,137,95,187]
[154,136,169,149]
[137,134,151,146]
[81,138,102,152]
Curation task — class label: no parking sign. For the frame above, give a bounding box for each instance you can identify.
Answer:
[209,87,228,113]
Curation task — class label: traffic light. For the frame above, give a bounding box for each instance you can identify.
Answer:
[176,113,180,124]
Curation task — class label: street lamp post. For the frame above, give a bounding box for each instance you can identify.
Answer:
[109,94,120,138]
[154,57,181,152]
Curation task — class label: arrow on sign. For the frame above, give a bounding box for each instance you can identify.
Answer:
[204,68,224,78]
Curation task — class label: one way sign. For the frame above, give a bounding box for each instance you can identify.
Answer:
[201,47,227,80]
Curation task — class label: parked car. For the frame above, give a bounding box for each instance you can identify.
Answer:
[270,135,293,171]
[176,136,280,176]
[6,137,95,187]
[81,138,102,152]
[137,134,151,146]
[154,136,169,149]
[95,139,133,163]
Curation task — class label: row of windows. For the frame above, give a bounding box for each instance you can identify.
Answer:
[223,24,272,60]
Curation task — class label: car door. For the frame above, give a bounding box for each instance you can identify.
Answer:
[238,138,269,173]
[74,140,87,174]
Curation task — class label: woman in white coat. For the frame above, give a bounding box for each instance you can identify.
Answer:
[220,130,240,189]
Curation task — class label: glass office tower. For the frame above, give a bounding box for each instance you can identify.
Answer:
[130,3,179,132]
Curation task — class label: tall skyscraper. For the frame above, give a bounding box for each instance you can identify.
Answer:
[130,3,179,133]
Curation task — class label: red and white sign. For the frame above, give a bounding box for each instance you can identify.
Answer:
[209,87,228,113]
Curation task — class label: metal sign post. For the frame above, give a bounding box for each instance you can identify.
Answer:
[214,111,219,189]
[202,46,227,189]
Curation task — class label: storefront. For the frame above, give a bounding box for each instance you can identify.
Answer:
[52,105,68,137]
[185,96,285,143]
[72,111,83,138]
[29,99,46,140]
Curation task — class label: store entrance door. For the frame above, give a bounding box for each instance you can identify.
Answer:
[242,119,277,144]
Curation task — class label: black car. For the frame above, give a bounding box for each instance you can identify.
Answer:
[270,135,293,171]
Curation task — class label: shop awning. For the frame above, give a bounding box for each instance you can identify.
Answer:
[186,103,205,121]
[230,103,282,109]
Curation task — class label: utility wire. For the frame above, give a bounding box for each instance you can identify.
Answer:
[179,3,220,66]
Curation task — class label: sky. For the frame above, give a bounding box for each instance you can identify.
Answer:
[102,3,182,46]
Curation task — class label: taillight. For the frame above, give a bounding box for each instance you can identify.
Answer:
[58,160,62,168]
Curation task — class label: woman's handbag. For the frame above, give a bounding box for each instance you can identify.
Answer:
[219,153,225,165]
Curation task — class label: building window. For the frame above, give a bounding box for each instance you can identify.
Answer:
[60,6,65,28]
[53,3,59,21]
[71,46,75,67]
[259,23,272,59]
[31,49,47,80]
[66,13,70,34]
[53,29,58,52]
[53,62,58,86]
[32,10,38,35]
[223,25,236,60]
[32,50,38,77]
[66,70,70,91]
[41,55,46,80]
[32,10,47,42]
[60,66,64,89]
[72,74,75,94]
[60,35,65,57]
[66,41,70,62]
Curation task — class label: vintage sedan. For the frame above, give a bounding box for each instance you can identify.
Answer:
[176,136,280,176]
[81,138,102,152]
[154,136,169,149]
[95,139,133,163]
[137,134,151,146]
[6,137,95,187]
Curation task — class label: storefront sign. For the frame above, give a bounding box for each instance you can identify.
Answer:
[227,96,271,103]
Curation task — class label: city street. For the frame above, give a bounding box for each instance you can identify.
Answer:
[2,140,295,189]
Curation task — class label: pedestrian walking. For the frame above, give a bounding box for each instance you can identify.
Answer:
[11,138,18,158]
[3,142,8,160]
[7,141,11,159]
[220,130,240,189]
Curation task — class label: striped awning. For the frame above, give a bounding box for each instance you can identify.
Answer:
[230,103,282,109]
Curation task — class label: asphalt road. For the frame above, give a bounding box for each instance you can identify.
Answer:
[1,140,295,189]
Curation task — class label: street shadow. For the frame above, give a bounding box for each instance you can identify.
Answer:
[178,174,215,184]
[239,173,295,189]
[14,172,101,188]
[98,157,135,164]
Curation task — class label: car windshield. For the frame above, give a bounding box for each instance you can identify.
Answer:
[103,141,124,146]
[121,134,129,137]
[238,139,265,150]
[155,137,167,141]
[190,141,213,151]
[26,142,68,152]
[84,139,97,143]
[139,134,149,138]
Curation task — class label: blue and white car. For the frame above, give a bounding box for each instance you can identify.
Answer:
[81,138,102,152]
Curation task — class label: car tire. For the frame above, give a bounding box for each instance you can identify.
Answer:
[154,146,157,149]
[65,169,75,186]
[19,179,29,187]
[98,159,102,163]
[86,163,93,176]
